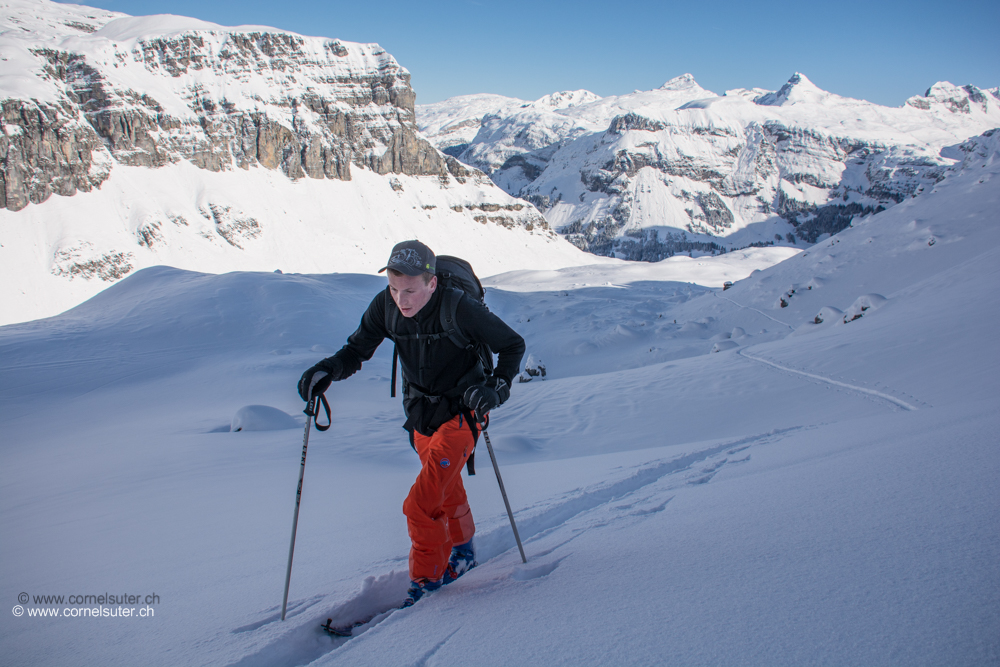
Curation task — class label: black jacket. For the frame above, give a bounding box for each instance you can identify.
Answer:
[333,286,525,435]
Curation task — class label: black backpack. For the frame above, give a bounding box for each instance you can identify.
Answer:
[386,255,495,399]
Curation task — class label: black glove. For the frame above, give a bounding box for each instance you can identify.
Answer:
[463,377,510,420]
[297,356,344,401]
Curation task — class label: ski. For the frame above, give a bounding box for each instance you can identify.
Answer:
[319,560,477,638]
[320,617,357,637]
[320,608,394,638]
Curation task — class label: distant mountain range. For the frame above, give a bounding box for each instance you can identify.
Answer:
[418,73,1000,259]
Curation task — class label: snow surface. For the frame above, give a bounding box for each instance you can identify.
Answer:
[2,117,998,666]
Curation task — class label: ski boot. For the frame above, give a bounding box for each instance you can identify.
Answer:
[443,539,477,585]
[402,577,442,608]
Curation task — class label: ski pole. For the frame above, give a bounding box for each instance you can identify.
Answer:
[481,426,527,563]
[281,394,330,621]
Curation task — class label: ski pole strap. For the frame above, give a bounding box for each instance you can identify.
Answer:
[304,394,332,431]
[460,409,480,476]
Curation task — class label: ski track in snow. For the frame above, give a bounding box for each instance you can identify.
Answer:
[226,427,798,667]
[737,349,920,411]
[410,627,462,667]
[713,291,794,329]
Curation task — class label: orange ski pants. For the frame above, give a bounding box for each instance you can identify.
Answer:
[403,413,477,581]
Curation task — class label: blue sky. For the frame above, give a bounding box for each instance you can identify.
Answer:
[56,0,999,106]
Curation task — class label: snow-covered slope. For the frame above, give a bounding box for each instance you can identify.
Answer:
[422,73,1000,261]
[1,125,997,665]
[0,0,594,325]
[0,158,595,325]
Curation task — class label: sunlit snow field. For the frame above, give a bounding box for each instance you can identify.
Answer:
[1,139,999,666]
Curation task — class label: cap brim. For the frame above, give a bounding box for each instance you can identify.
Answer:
[378,264,425,276]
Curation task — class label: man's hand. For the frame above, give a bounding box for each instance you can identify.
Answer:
[463,377,510,420]
[297,357,344,401]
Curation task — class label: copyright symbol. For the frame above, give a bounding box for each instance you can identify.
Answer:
[13,605,24,617]
[18,592,28,604]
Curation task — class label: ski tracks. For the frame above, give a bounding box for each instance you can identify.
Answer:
[226,427,799,667]
[711,291,923,411]
[714,291,794,329]
[737,348,922,411]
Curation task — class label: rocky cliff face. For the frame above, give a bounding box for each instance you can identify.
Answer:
[0,2,474,212]
[420,74,1000,260]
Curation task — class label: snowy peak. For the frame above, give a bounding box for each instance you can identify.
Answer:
[645,74,714,104]
[755,73,830,106]
[660,73,700,91]
[531,89,602,110]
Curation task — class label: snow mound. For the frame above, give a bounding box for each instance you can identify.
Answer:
[231,405,300,432]
[813,306,845,326]
[844,294,888,323]
[518,353,547,382]
[711,340,740,353]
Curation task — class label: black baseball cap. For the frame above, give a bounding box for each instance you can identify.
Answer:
[378,240,436,276]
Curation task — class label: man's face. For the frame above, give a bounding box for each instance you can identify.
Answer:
[387,272,437,318]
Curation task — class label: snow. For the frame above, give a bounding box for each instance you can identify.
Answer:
[0,160,593,326]
[2,101,999,666]
[231,405,301,432]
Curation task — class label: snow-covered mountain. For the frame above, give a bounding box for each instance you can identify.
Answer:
[418,73,1000,260]
[2,120,997,667]
[0,0,591,325]
[417,88,605,174]
[415,93,530,157]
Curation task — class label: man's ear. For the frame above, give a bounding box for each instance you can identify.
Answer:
[429,275,438,290]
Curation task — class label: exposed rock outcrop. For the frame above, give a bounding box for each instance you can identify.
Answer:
[0,98,111,211]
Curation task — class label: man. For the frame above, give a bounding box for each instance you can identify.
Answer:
[297,240,525,606]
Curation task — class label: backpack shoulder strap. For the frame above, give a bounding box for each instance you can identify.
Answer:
[384,288,401,339]
[440,287,474,352]
[384,290,401,397]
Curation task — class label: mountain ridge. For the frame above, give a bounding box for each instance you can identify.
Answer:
[418,73,1000,260]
